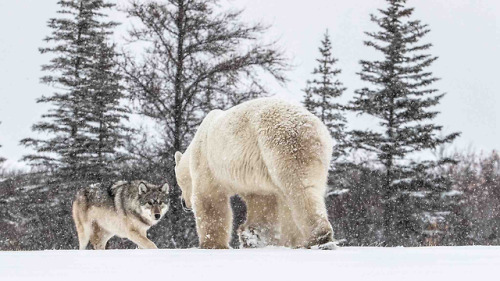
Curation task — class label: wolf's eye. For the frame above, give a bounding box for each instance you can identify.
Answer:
[148,201,153,205]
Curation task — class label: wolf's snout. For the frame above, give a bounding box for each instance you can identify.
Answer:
[154,213,161,220]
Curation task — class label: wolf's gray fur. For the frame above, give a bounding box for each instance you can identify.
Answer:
[72,180,169,250]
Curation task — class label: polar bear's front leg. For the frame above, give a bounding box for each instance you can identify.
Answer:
[239,194,279,248]
[193,190,232,249]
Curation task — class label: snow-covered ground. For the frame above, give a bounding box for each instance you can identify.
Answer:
[1,247,499,281]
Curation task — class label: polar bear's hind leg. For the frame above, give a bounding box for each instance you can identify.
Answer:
[258,128,334,248]
[277,201,303,247]
[283,179,333,247]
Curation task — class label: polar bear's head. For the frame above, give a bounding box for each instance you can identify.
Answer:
[174,151,193,210]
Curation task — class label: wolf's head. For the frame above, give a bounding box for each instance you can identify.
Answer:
[137,182,170,224]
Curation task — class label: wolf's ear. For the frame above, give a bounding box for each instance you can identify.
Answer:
[161,182,169,193]
[138,182,148,194]
[175,151,182,166]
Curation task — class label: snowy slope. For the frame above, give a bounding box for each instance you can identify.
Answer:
[1,247,499,281]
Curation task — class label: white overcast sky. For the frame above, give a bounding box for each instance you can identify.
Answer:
[0,0,499,169]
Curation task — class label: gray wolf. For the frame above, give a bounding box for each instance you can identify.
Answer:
[72,180,169,250]
[174,98,334,249]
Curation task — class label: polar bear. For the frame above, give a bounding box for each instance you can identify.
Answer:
[174,98,334,249]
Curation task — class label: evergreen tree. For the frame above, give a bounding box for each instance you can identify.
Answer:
[122,0,287,247]
[349,0,460,246]
[20,0,127,182]
[82,38,132,182]
[303,30,347,160]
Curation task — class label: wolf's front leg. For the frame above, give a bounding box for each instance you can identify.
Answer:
[193,190,232,249]
[128,230,158,249]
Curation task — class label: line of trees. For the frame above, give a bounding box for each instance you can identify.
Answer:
[1,0,497,249]
[349,0,460,246]
[12,0,286,249]
[303,0,462,246]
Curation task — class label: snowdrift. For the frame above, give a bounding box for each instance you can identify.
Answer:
[1,247,499,281]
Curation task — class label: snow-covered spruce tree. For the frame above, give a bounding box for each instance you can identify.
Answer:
[82,38,132,182]
[21,0,128,183]
[349,0,460,246]
[303,30,347,160]
[122,0,287,248]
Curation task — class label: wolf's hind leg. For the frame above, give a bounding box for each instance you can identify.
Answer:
[76,225,91,250]
[90,223,112,250]
[72,199,91,250]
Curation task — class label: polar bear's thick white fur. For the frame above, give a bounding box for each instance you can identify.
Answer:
[174,98,334,249]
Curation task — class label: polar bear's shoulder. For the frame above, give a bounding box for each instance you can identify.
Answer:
[230,97,300,110]
[225,98,307,119]
[200,109,225,126]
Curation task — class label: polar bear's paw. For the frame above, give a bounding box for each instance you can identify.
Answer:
[240,227,261,248]
[239,226,270,248]
[311,241,339,250]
